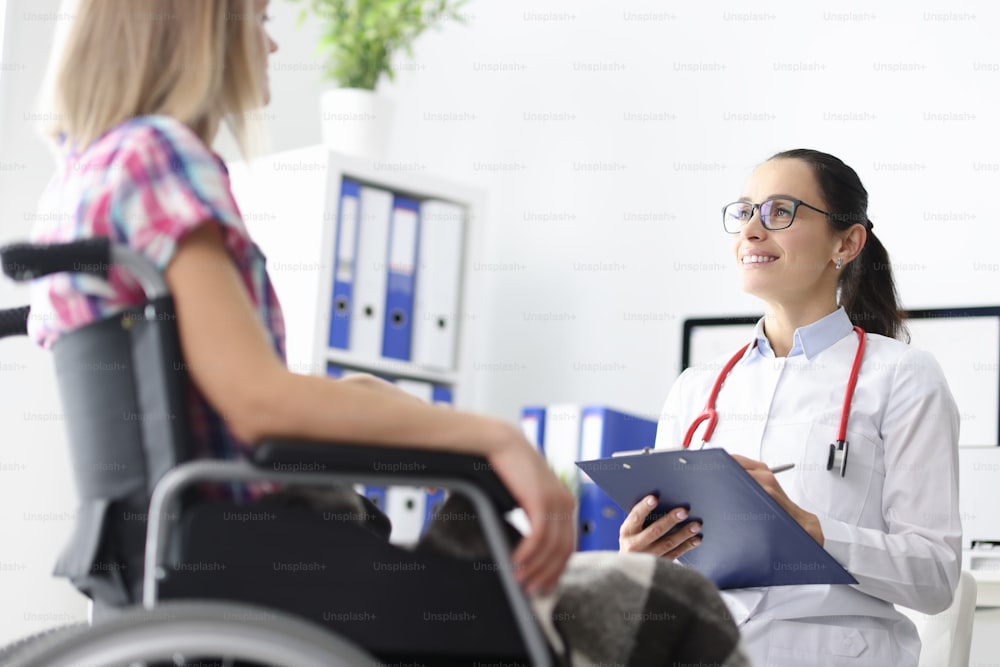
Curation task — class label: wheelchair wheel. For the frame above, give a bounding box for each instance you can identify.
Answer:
[0,623,89,666]
[3,600,377,667]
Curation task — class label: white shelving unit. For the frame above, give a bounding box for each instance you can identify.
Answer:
[227,146,485,547]
[227,146,483,409]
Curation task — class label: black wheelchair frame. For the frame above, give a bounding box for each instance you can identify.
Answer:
[0,238,554,666]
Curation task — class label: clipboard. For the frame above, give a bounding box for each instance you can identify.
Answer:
[575,448,857,589]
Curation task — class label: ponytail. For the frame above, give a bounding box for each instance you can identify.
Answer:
[838,224,909,342]
[769,149,909,342]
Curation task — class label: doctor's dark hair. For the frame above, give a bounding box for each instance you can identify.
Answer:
[769,149,909,342]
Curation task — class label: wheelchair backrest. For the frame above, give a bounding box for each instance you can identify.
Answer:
[2,240,194,604]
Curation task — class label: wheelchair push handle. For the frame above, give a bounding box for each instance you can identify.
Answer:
[1,238,168,298]
[0,305,30,338]
[1,237,111,282]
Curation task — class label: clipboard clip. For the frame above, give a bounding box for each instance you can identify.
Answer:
[611,447,654,457]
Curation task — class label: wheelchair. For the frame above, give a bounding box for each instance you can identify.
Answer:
[0,238,555,666]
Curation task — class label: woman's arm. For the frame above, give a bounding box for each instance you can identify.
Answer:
[165,222,576,594]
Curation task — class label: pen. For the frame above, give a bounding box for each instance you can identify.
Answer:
[769,463,795,474]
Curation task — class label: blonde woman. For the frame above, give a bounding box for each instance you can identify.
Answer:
[27,1,747,664]
[33,0,571,598]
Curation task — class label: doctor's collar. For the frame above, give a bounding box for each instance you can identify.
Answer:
[752,307,854,361]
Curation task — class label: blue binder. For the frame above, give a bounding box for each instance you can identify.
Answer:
[579,483,626,552]
[423,488,448,536]
[382,195,421,360]
[328,178,361,350]
[431,385,453,405]
[520,406,546,455]
[425,385,452,532]
[364,485,388,513]
[577,407,658,551]
[576,448,858,589]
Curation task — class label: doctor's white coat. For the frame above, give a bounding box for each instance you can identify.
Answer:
[655,308,961,667]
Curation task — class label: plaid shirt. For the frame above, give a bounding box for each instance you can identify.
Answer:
[29,115,286,487]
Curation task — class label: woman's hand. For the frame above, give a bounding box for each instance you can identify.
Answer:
[731,454,824,545]
[619,496,703,559]
[486,430,576,596]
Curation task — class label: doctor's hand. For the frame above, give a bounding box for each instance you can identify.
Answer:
[732,454,825,546]
[618,496,703,560]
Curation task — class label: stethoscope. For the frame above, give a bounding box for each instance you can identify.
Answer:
[681,326,867,477]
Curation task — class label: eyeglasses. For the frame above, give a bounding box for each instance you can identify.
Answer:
[721,197,832,234]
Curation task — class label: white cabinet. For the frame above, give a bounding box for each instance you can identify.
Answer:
[228,147,484,545]
[227,146,483,409]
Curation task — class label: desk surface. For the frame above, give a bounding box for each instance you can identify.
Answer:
[964,549,1000,607]
[972,572,1000,607]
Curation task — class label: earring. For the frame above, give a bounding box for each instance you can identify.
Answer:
[835,257,844,270]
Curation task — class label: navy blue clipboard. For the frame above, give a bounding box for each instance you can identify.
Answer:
[576,448,857,589]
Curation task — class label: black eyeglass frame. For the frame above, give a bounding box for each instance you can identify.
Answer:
[721,197,832,233]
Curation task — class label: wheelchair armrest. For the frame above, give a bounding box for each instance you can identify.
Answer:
[252,440,518,513]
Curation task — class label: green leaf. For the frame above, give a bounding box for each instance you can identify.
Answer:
[284,0,470,89]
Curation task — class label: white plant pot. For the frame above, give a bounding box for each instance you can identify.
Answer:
[319,88,395,160]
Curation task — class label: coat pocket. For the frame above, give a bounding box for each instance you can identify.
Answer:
[766,619,895,666]
[797,422,884,525]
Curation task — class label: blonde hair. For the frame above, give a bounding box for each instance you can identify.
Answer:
[46,0,265,156]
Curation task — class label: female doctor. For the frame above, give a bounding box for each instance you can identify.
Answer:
[619,149,961,666]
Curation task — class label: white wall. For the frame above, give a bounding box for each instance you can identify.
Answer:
[0,0,89,643]
[1,0,999,654]
[371,0,1000,424]
[233,0,1000,423]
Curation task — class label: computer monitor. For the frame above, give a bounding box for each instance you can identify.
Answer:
[681,306,1000,446]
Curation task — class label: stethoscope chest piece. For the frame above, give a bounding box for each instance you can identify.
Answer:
[827,439,849,477]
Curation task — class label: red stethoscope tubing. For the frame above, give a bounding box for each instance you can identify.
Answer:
[681,326,867,449]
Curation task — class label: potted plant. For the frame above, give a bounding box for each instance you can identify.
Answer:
[291,0,469,159]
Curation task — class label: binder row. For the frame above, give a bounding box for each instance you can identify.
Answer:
[328,178,465,370]
[521,404,658,552]
[328,365,454,547]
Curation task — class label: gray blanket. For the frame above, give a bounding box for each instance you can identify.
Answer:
[418,493,750,666]
[538,551,750,666]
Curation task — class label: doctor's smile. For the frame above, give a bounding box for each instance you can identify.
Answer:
[740,253,778,266]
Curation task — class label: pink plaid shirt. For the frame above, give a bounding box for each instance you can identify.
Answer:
[29,115,286,487]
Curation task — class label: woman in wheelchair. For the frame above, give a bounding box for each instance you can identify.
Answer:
[5,0,749,665]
